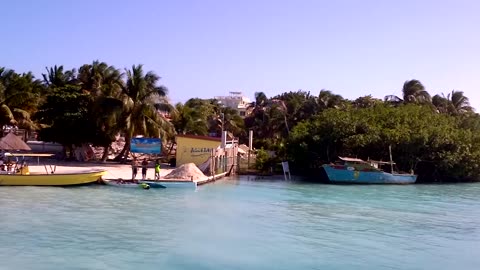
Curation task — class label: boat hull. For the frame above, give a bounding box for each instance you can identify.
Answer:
[322,165,417,184]
[104,179,166,188]
[0,171,106,186]
[152,180,197,188]
[104,178,197,188]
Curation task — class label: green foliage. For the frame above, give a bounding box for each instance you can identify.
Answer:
[254,148,274,172]
[172,101,209,135]
[352,95,383,108]
[385,79,431,104]
[3,63,480,181]
[432,90,473,115]
[0,68,44,130]
[287,103,480,180]
[35,85,95,146]
[111,64,175,160]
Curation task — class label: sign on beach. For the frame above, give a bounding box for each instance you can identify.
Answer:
[130,138,162,154]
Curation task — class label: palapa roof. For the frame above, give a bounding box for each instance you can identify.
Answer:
[0,132,31,151]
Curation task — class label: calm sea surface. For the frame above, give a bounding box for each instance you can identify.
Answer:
[1,177,480,270]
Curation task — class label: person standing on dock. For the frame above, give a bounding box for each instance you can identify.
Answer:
[154,159,160,180]
[131,157,138,180]
[141,158,148,180]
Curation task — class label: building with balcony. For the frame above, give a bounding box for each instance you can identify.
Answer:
[214,91,252,117]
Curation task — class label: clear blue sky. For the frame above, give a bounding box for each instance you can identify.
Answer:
[2,0,480,109]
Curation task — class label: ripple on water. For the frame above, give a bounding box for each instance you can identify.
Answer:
[1,180,480,270]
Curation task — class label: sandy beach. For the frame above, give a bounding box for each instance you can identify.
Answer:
[26,162,178,181]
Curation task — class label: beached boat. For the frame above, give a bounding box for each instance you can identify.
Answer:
[103,179,166,189]
[0,153,107,186]
[322,156,417,184]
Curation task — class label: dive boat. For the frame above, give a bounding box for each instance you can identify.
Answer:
[322,156,417,184]
[0,153,106,186]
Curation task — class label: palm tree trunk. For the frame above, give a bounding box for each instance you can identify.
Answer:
[61,145,67,160]
[284,115,290,135]
[114,145,127,162]
[114,133,131,162]
[68,144,75,160]
[101,144,110,162]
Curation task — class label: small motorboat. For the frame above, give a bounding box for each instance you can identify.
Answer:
[103,179,166,189]
[0,153,106,186]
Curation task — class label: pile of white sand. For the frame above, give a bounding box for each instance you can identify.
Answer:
[164,163,206,180]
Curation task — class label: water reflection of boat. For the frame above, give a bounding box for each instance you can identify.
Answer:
[0,153,106,186]
[322,156,417,184]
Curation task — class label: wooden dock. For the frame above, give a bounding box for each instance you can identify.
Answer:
[195,172,228,186]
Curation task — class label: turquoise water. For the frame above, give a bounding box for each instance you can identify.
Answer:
[1,177,480,270]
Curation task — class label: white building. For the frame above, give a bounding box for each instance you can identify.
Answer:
[214,91,252,117]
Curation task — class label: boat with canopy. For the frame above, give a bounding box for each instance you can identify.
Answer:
[0,153,106,186]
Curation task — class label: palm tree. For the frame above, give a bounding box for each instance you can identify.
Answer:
[0,68,16,128]
[77,61,125,161]
[78,61,124,96]
[115,65,174,161]
[0,68,43,132]
[352,95,383,108]
[433,90,473,115]
[432,94,450,114]
[385,79,431,104]
[244,92,290,145]
[42,65,77,88]
[270,98,290,135]
[274,90,316,123]
[317,90,345,111]
[171,101,209,135]
[244,92,270,138]
[218,107,246,138]
[246,92,268,115]
[449,90,473,114]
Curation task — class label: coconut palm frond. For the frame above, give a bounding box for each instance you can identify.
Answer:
[0,104,16,127]
[402,79,431,103]
[12,108,38,130]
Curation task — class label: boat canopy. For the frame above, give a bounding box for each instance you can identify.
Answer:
[338,156,366,163]
[339,157,396,165]
[5,153,54,157]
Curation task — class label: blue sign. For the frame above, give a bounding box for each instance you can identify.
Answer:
[130,138,162,154]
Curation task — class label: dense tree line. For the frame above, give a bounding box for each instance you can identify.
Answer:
[1,63,478,181]
[1,62,173,161]
[262,81,478,182]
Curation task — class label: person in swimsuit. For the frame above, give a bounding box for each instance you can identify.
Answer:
[131,157,138,180]
[141,158,148,180]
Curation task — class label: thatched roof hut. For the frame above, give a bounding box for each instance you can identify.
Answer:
[0,132,31,151]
